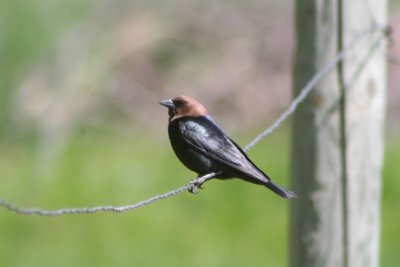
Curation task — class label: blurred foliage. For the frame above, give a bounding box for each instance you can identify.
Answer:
[0,0,94,136]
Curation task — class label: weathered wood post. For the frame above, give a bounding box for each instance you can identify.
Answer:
[290,0,387,267]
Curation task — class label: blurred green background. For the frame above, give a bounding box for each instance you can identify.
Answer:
[1,1,399,266]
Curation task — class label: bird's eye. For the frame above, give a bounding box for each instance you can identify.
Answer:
[173,99,185,107]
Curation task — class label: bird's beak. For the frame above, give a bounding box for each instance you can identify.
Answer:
[159,99,175,109]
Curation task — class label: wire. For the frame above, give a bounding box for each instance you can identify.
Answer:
[0,25,388,216]
[244,25,387,151]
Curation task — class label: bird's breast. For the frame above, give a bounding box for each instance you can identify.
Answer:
[168,118,215,174]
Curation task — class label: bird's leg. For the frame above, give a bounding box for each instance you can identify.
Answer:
[187,172,220,194]
[188,177,205,194]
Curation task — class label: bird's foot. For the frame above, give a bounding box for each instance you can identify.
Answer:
[188,178,205,194]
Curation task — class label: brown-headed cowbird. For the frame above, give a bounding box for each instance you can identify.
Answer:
[160,95,296,199]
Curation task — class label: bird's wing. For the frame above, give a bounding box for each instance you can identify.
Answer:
[179,117,269,181]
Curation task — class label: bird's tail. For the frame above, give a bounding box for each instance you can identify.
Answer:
[264,180,297,199]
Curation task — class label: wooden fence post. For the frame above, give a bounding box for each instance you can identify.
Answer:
[290,0,387,267]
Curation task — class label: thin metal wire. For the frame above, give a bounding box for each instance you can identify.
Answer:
[0,185,188,216]
[244,25,387,151]
[0,172,219,216]
[0,25,387,217]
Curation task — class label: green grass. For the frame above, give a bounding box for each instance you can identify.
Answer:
[0,127,291,267]
[381,137,400,267]
[1,128,399,267]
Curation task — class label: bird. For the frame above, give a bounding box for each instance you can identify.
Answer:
[160,95,296,199]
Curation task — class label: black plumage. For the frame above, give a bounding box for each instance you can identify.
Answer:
[160,95,296,199]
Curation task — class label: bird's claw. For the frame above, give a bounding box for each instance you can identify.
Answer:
[188,178,205,194]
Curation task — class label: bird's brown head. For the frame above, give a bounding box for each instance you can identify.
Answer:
[160,95,208,121]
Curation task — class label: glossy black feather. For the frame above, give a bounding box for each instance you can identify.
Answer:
[168,115,296,199]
